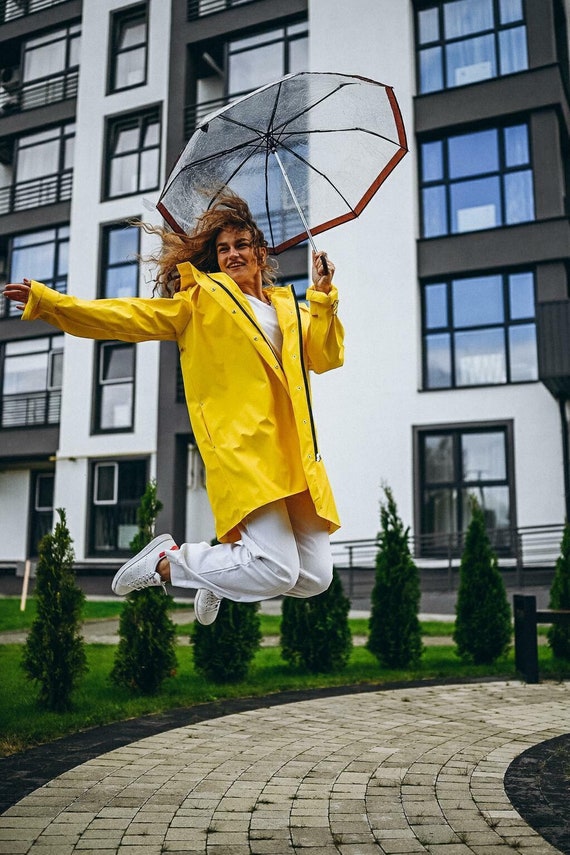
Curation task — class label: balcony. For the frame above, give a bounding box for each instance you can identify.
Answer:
[0,0,71,23]
[537,300,570,397]
[187,0,257,21]
[0,68,78,117]
[1,389,61,428]
[0,170,72,215]
[184,95,226,138]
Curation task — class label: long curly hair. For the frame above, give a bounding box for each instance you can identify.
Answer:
[140,191,278,297]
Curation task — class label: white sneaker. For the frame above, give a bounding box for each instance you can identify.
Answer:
[194,589,222,625]
[112,534,177,596]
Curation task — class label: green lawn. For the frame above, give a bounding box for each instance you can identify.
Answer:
[1,596,564,758]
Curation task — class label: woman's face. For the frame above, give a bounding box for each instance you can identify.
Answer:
[215,228,266,292]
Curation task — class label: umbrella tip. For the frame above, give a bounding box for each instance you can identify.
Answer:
[201,123,209,133]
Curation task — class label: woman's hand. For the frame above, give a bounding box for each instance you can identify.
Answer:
[3,279,31,311]
[311,251,335,294]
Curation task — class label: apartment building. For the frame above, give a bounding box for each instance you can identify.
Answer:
[0,0,568,575]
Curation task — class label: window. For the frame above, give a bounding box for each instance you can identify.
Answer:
[94,341,135,432]
[420,123,534,237]
[228,21,308,99]
[21,24,81,110]
[30,471,55,557]
[105,108,160,198]
[4,123,74,213]
[417,424,513,552]
[100,223,140,298]
[423,269,538,388]
[416,0,528,94]
[2,226,69,318]
[109,4,148,93]
[1,335,63,428]
[90,458,147,554]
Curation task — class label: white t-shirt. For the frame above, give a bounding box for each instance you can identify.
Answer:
[246,295,283,358]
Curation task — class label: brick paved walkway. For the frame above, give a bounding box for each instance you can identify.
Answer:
[1,680,569,854]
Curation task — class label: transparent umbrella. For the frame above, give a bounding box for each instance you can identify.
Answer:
[157,71,408,256]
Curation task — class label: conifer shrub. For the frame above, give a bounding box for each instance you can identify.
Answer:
[453,497,511,665]
[22,508,87,712]
[280,568,352,673]
[111,481,177,695]
[547,522,570,660]
[192,598,262,682]
[367,487,423,669]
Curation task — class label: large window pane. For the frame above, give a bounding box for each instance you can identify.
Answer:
[452,275,503,327]
[444,0,494,39]
[451,176,501,232]
[462,431,506,481]
[499,26,527,74]
[100,384,133,429]
[448,129,498,178]
[455,328,506,385]
[446,34,495,87]
[425,434,454,482]
[509,272,535,319]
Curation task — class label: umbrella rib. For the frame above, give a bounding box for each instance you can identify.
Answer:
[279,126,405,149]
[270,80,356,137]
[275,138,356,214]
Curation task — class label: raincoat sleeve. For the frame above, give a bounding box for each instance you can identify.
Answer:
[304,284,344,374]
[21,281,191,343]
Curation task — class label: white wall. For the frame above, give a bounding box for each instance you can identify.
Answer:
[309,0,566,541]
[0,470,29,561]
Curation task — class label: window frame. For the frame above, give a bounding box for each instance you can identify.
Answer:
[421,267,539,389]
[0,334,64,429]
[2,225,69,319]
[413,420,517,557]
[419,121,535,238]
[103,106,161,201]
[93,340,136,434]
[108,2,149,94]
[88,457,148,556]
[99,220,141,299]
[414,0,529,95]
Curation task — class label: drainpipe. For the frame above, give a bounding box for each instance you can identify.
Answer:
[559,397,570,522]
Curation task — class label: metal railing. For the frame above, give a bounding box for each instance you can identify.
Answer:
[0,69,79,116]
[1,390,61,428]
[0,0,71,23]
[0,171,72,215]
[187,0,257,21]
[332,523,565,582]
[184,96,227,138]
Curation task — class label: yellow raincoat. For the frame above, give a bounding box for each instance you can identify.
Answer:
[22,262,344,542]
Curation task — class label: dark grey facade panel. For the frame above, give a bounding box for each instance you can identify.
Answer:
[0,426,59,460]
[537,301,570,395]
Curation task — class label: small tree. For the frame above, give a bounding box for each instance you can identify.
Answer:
[454,497,511,665]
[111,481,177,695]
[547,522,570,660]
[280,568,352,672]
[192,599,262,682]
[22,508,87,712]
[367,487,423,669]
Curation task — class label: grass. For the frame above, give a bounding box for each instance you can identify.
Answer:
[1,596,565,758]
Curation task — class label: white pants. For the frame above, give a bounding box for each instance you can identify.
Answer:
[166,491,333,602]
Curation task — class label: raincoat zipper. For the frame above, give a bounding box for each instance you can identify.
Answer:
[292,286,321,463]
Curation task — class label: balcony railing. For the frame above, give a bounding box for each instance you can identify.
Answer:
[187,0,257,21]
[0,170,72,216]
[1,390,61,428]
[0,69,79,117]
[332,524,565,573]
[184,96,227,138]
[0,0,71,23]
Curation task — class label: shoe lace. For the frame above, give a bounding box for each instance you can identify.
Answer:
[203,590,221,610]
[130,570,160,591]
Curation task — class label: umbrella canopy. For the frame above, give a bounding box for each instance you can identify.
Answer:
[157,71,408,254]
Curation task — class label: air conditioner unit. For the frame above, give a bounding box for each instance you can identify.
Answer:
[0,67,20,94]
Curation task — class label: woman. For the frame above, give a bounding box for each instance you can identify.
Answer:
[4,194,344,625]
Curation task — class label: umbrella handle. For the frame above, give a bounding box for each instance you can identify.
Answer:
[271,148,328,275]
